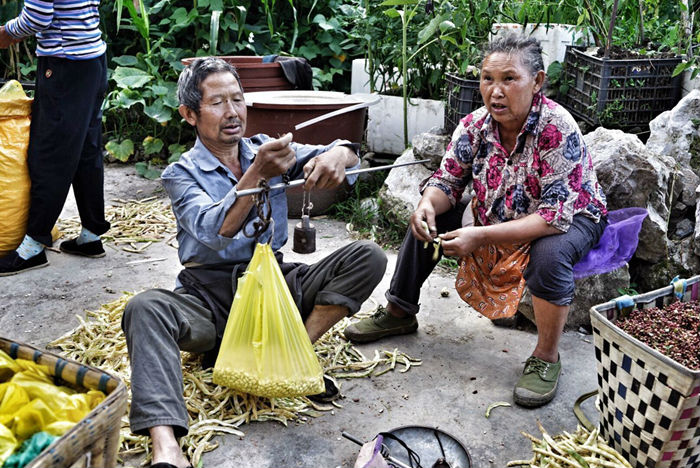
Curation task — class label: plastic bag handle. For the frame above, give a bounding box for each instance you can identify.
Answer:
[612,294,635,320]
[670,275,687,301]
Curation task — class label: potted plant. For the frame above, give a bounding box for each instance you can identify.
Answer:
[356,0,502,153]
[557,0,685,133]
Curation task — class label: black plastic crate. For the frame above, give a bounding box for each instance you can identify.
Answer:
[558,46,682,130]
[444,72,482,135]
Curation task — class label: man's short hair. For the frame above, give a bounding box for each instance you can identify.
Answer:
[177,57,243,114]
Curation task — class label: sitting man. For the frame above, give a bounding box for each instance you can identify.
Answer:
[122,57,387,468]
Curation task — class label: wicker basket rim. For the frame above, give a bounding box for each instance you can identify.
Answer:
[589,275,700,378]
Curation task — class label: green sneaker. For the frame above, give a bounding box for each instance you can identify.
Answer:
[343,306,418,343]
[513,356,562,408]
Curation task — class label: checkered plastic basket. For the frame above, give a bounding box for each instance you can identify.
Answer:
[590,275,700,468]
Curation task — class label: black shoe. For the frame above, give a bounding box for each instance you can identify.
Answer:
[0,250,49,276]
[59,238,105,258]
[307,376,340,403]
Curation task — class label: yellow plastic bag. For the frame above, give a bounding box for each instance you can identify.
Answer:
[213,243,324,398]
[0,80,32,255]
[0,353,20,382]
[0,350,105,447]
[0,384,30,427]
[0,423,18,466]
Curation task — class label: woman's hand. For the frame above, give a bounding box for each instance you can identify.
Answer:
[410,199,439,244]
[440,226,484,258]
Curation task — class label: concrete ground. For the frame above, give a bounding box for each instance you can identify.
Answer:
[1,164,602,468]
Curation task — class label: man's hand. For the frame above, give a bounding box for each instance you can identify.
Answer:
[0,26,20,49]
[302,146,354,191]
[252,133,296,180]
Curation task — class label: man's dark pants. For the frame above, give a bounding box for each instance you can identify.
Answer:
[122,240,386,437]
[26,54,110,246]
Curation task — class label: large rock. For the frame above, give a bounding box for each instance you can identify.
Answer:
[633,246,698,292]
[378,148,432,228]
[646,89,700,172]
[695,185,700,256]
[412,132,450,170]
[584,127,672,263]
[518,266,631,329]
[669,167,699,225]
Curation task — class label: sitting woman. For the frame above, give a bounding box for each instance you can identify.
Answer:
[345,33,608,408]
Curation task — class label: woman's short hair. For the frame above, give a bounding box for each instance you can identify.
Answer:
[483,33,545,75]
[177,57,242,114]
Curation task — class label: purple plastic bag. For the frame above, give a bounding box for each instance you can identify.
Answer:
[573,207,648,280]
[353,435,390,468]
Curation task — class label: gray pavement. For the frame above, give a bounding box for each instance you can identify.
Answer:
[1,164,601,468]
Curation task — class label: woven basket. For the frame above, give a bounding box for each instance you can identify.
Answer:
[590,275,700,468]
[0,337,127,468]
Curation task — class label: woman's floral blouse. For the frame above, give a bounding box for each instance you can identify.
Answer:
[425,93,607,232]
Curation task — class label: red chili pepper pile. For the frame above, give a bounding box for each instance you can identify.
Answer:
[615,300,700,371]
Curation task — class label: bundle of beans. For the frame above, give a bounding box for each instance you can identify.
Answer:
[508,422,632,468]
[614,300,700,370]
[49,294,421,466]
[57,197,177,253]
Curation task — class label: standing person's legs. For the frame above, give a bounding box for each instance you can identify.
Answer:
[344,205,464,343]
[122,289,217,468]
[514,214,606,407]
[25,55,110,247]
[70,54,110,239]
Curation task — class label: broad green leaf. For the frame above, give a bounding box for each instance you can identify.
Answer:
[168,143,187,163]
[112,55,140,67]
[439,35,457,46]
[312,14,334,31]
[298,44,319,60]
[143,136,164,155]
[439,20,455,33]
[163,92,180,110]
[171,8,192,27]
[380,0,418,5]
[329,41,342,55]
[150,0,169,14]
[144,99,172,123]
[672,62,689,77]
[106,139,134,162]
[151,84,169,96]
[418,15,442,44]
[134,162,162,180]
[112,89,145,109]
[210,10,222,55]
[112,67,153,88]
[384,8,400,18]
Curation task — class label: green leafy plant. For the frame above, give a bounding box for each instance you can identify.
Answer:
[0,0,37,81]
[546,61,574,95]
[382,0,423,148]
[329,171,406,246]
[617,284,640,296]
[598,98,625,126]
